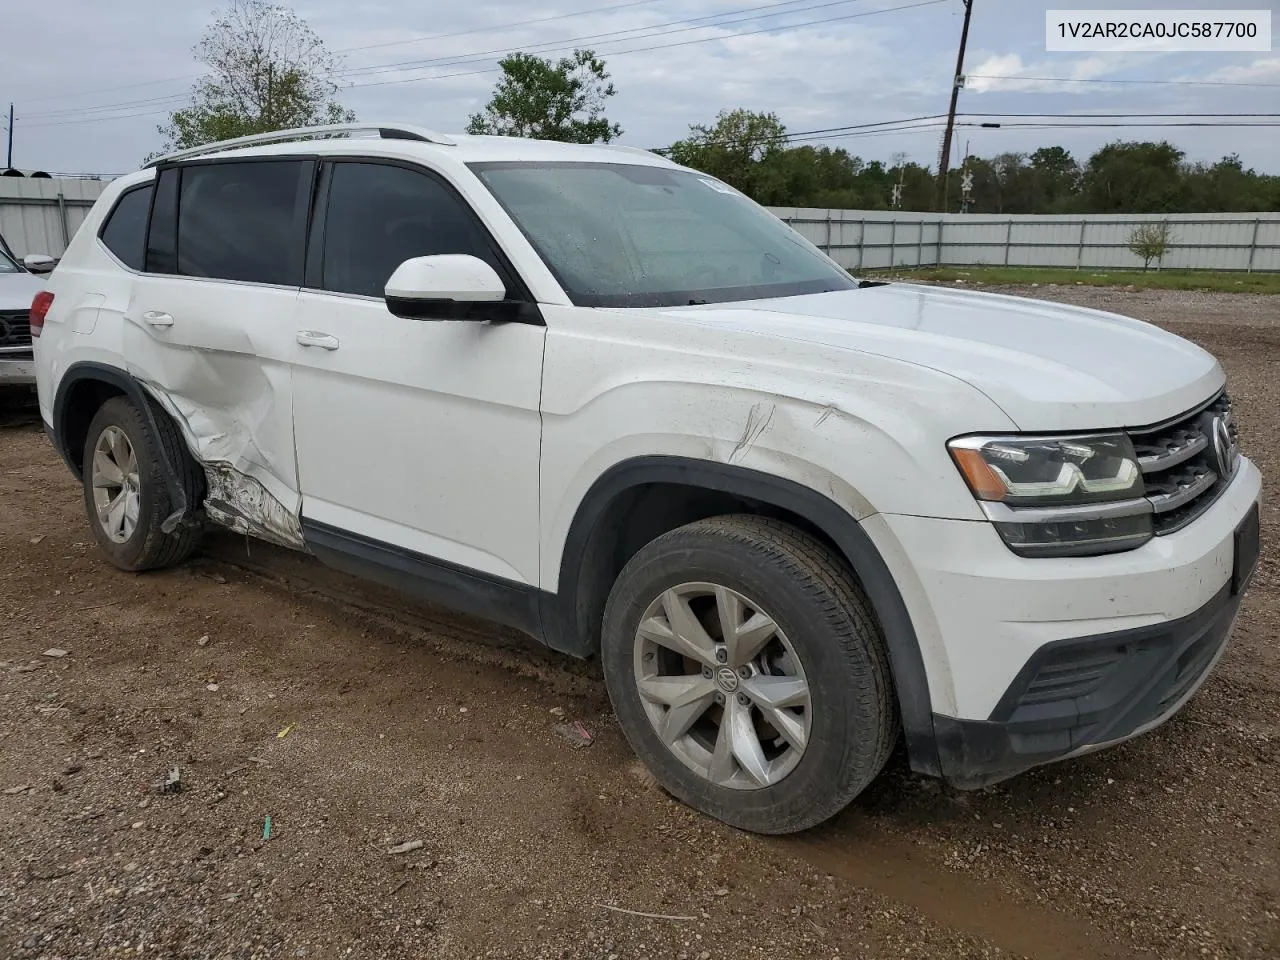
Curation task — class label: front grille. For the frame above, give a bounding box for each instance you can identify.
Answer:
[0,309,32,351]
[1130,392,1237,535]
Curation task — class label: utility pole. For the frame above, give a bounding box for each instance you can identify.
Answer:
[265,65,274,127]
[936,0,974,212]
[5,103,13,170]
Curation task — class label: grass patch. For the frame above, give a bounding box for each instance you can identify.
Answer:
[863,266,1280,295]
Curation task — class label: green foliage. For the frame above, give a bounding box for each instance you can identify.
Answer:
[156,0,354,155]
[866,266,1280,295]
[1128,222,1175,271]
[667,109,787,195]
[667,113,1280,215]
[466,49,621,143]
[1079,141,1186,213]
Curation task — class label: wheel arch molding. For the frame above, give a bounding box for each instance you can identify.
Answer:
[52,361,196,534]
[543,455,942,777]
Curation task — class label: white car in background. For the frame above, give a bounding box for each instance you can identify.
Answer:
[0,236,51,389]
[29,124,1262,834]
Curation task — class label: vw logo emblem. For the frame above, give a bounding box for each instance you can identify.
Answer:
[1211,415,1239,478]
[715,666,740,693]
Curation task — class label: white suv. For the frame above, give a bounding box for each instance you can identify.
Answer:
[32,124,1262,834]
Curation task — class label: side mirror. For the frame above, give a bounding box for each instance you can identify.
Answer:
[385,254,510,321]
[23,254,55,274]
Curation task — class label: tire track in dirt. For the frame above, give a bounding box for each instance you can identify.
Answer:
[202,533,1141,960]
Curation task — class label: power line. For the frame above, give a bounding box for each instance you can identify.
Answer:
[967,74,1280,89]
[976,120,1280,129]
[22,108,176,130]
[348,0,950,90]
[337,0,879,80]
[22,94,190,122]
[21,75,198,106]
[653,113,949,149]
[19,0,922,120]
[960,111,1280,119]
[16,0,679,107]
[332,0,675,56]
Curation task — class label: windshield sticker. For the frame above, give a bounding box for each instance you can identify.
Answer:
[698,178,741,196]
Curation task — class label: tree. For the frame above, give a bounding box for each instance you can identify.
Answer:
[1079,141,1186,213]
[1128,222,1175,271]
[467,49,621,143]
[1029,146,1080,211]
[157,0,354,153]
[667,109,788,195]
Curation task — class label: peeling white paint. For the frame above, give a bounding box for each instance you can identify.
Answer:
[134,378,305,550]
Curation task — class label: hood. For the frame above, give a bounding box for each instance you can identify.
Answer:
[0,270,46,312]
[664,283,1222,431]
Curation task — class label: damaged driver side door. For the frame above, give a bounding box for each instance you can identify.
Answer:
[122,157,316,548]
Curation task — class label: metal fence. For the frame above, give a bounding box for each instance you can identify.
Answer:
[770,208,1280,273]
[4,177,1278,274]
[0,177,109,259]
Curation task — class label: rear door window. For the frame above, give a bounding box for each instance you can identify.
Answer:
[175,159,313,286]
[98,185,152,270]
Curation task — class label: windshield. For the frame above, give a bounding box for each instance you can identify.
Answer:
[469,161,856,308]
[0,249,18,274]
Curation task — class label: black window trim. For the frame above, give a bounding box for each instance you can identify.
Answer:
[304,155,543,324]
[97,181,155,273]
[143,153,320,288]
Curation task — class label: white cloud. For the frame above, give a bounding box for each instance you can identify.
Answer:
[966,52,1125,94]
[4,0,1280,173]
[966,53,1028,92]
[1200,57,1280,83]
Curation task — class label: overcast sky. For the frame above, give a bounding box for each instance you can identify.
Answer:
[4,0,1279,177]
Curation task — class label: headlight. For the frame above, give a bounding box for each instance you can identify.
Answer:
[949,434,1153,557]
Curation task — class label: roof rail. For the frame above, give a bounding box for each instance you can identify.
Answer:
[142,123,457,169]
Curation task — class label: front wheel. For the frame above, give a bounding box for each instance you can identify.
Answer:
[601,515,899,835]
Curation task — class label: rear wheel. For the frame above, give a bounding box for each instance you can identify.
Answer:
[82,396,203,571]
[601,515,898,834]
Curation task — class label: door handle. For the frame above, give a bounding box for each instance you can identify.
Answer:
[296,331,339,351]
[142,310,174,327]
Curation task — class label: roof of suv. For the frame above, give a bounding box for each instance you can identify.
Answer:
[142,127,676,172]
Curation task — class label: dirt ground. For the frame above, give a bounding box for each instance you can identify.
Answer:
[1,286,1277,960]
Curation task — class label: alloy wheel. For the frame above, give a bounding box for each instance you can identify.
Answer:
[91,425,141,544]
[632,582,811,790]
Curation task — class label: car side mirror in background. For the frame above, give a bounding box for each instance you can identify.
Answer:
[23,254,56,274]
[385,254,537,323]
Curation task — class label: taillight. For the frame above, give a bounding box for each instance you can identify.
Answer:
[30,291,54,338]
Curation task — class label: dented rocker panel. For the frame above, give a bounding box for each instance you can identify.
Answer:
[133,375,306,551]
[203,463,307,550]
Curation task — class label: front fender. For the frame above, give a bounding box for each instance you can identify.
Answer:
[544,455,947,778]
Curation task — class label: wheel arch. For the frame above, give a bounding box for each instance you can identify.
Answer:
[542,455,942,777]
[52,361,197,533]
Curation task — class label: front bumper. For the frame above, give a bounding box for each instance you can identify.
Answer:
[931,540,1253,788]
[0,357,36,386]
[863,456,1261,787]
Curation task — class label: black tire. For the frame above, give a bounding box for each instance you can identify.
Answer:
[82,395,204,572]
[601,515,899,835]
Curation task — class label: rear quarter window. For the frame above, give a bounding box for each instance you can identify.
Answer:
[98,185,152,270]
